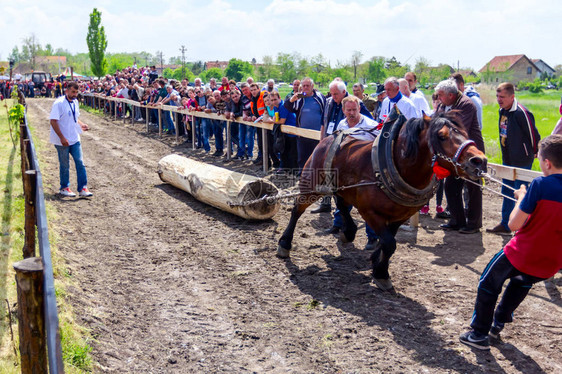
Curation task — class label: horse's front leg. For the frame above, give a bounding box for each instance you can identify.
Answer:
[335,195,357,243]
[370,222,401,291]
[277,193,319,258]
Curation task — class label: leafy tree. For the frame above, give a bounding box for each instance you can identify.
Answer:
[189,60,204,76]
[106,53,134,72]
[8,46,20,64]
[21,34,41,69]
[201,67,224,81]
[225,58,253,82]
[257,55,281,82]
[414,56,431,84]
[276,53,296,82]
[42,43,54,56]
[366,56,386,83]
[86,8,108,78]
[351,50,363,80]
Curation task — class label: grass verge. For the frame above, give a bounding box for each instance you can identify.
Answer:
[0,104,93,373]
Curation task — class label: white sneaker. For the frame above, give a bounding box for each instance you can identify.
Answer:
[79,187,93,197]
[59,187,76,197]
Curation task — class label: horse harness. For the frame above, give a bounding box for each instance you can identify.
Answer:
[317,108,438,207]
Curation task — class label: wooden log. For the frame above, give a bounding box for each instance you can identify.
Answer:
[158,154,280,220]
[14,257,47,374]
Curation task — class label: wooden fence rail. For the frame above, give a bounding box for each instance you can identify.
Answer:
[15,113,64,373]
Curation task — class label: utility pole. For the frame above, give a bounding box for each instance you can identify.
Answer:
[157,51,164,72]
[179,45,187,79]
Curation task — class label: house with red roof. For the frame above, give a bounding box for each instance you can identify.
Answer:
[479,54,541,84]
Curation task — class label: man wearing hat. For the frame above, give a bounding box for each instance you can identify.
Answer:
[371,84,387,121]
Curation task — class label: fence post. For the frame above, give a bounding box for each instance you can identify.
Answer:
[261,127,268,174]
[146,106,150,132]
[158,107,162,138]
[22,170,37,258]
[226,121,231,161]
[14,257,47,374]
[191,115,196,150]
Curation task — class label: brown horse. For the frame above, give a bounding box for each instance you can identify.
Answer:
[277,109,487,291]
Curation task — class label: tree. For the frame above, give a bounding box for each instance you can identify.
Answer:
[201,67,223,81]
[87,8,108,78]
[225,58,253,82]
[366,56,386,83]
[8,46,20,64]
[21,34,41,69]
[276,53,296,82]
[414,56,431,84]
[351,50,363,80]
[189,60,204,76]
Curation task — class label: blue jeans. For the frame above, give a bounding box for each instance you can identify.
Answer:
[213,120,224,151]
[200,119,212,152]
[164,110,175,133]
[238,124,255,158]
[500,162,532,229]
[55,142,88,192]
[333,206,378,239]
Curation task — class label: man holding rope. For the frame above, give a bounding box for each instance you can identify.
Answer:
[460,135,562,350]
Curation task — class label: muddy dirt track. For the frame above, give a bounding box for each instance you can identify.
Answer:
[27,99,561,373]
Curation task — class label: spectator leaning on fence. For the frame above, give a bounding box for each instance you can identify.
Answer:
[49,81,93,198]
[284,77,326,170]
[237,82,255,160]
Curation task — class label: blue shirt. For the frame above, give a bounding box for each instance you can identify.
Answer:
[275,100,297,138]
[299,96,323,130]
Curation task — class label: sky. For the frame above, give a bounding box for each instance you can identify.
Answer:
[1,0,560,72]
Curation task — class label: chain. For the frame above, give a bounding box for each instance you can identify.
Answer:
[227,181,383,208]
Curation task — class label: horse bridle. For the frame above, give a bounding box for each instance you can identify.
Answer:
[430,123,476,176]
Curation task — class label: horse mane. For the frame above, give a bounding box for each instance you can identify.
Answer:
[402,116,427,159]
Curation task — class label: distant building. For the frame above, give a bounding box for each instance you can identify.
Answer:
[204,60,229,70]
[532,59,556,77]
[479,54,541,84]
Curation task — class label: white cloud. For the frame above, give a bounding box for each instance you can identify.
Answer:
[0,0,560,71]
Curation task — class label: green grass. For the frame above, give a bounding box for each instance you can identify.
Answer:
[0,105,93,373]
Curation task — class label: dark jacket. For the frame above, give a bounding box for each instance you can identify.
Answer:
[499,99,539,167]
[437,92,485,152]
[283,89,326,129]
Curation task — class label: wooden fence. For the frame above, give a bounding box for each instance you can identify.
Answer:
[14,113,64,373]
[80,93,543,228]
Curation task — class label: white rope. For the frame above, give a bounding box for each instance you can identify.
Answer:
[461,177,517,202]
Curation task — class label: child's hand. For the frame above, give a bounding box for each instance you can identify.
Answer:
[514,185,527,200]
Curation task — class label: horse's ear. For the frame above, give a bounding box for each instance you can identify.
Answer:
[422,111,431,123]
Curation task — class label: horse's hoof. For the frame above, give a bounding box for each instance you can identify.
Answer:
[276,245,291,258]
[339,231,355,243]
[373,278,394,292]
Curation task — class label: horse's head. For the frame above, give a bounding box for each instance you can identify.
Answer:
[427,112,487,180]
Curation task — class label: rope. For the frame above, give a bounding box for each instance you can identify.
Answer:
[480,172,518,192]
[461,177,517,202]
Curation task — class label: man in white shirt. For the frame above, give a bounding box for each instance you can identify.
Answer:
[398,78,430,117]
[326,95,379,250]
[49,81,93,197]
[336,95,380,140]
[378,77,419,123]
